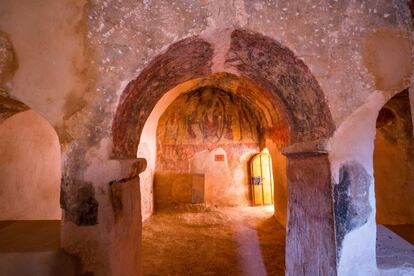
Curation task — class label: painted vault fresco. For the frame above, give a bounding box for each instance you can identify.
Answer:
[154,86,265,207]
[156,86,263,172]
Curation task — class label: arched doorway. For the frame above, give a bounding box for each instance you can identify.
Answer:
[141,84,285,275]
[0,95,74,275]
[154,86,266,208]
[374,90,414,269]
[112,29,336,275]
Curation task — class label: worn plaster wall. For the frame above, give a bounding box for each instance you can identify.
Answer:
[94,0,411,132]
[155,87,262,208]
[328,19,413,272]
[374,90,414,225]
[88,1,413,274]
[0,1,107,274]
[329,92,386,276]
[0,0,88,128]
[0,110,61,220]
[0,0,407,274]
[0,0,90,236]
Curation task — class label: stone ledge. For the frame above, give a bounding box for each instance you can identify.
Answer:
[110,158,147,185]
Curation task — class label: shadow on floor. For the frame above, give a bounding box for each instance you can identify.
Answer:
[257,216,285,276]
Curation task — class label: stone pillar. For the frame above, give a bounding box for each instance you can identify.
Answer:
[282,140,337,276]
[108,158,145,276]
[61,156,146,276]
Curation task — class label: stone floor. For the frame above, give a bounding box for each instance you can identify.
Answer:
[377,224,414,275]
[1,217,413,275]
[142,205,285,276]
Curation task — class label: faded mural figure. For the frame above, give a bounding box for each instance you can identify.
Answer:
[164,111,179,143]
[200,96,224,144]
[186,111,197,139]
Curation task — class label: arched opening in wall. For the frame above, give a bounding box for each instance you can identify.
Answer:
[0,104,64,271]
[374,89,414,269]
[138,76,288,275]
[136,73,290,223]
[113,29,336,275]
[154,86,279,210]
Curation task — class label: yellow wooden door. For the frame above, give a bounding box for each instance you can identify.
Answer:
[250,150,274,206]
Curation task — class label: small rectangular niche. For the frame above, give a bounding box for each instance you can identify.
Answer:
[192,174,205,204]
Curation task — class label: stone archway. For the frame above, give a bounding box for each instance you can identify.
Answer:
[112,29,337,275]
[113,30,334,157]
[135,72,288,221]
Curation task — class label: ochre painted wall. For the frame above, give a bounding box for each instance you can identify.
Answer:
[266,139,288,226]
[374,91,414,224]
[155,87,262,208]
[0,110,61,220]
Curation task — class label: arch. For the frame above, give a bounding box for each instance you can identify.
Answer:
[111,29,337,275]
[0,109,61,219]
[135,72,290,219]
[112,29,335,158]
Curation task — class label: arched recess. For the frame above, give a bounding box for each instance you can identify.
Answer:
[373,89,414,270]
[136,72,288,220]
[112,29,336,275]
[0,94,61,220]
[374,89,414,225]
[153,83,276,211]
